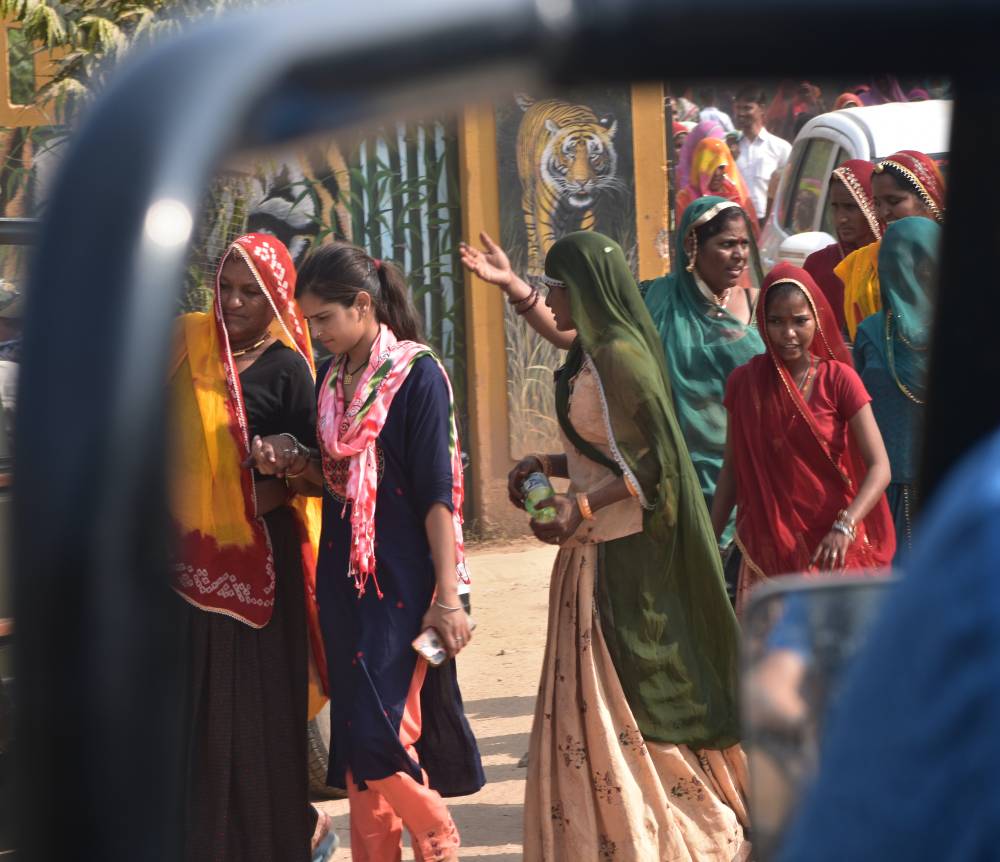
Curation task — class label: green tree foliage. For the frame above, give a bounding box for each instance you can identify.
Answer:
[0,0,251,118]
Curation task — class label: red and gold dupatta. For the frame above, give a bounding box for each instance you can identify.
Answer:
[729,263,895,578]
[170,233,327,696]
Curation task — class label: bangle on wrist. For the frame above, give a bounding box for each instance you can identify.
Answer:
[533,453,551,476]
[832,509,857,541]
[434,599,464,612]
[278,433,311,478]
[508,285,535,306]
[576,492,595,521]
[516,290,541,315]
[284,453,311,479]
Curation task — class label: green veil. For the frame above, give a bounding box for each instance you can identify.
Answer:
[861,216,939,402]
[641,196,765,544]
[546,231,741,750]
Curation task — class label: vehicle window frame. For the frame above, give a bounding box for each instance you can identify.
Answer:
[781,137,839,235]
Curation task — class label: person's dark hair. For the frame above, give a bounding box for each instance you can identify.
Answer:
[693,207,750,244]
[764,280,810,313]
[793,112,815,137]
[877,163,922,197]
[734,85,767,106]
[296,242,423,342]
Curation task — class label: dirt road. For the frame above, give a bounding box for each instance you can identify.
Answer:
[317,540,558,860]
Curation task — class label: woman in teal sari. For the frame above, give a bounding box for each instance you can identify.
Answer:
[460,196,765,570]
[853,217,939,558]
[510,231,748,860]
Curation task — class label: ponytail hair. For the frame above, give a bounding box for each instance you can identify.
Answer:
[296,242,423,343]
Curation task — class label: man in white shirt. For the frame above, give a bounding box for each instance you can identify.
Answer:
[733,85,792,221]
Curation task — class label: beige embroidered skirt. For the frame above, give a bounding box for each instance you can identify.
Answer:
[523,542,751,861]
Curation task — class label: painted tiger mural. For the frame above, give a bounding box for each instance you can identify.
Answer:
[515,95,619,275]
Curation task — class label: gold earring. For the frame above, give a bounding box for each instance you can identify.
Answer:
[685,233,698,273]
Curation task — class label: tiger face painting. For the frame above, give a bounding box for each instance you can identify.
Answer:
[515,96,619,275]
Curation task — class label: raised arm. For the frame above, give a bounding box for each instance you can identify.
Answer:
[459,231,576,350]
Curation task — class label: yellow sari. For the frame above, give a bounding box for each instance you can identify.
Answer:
[171,233,326,716]
[836,240,881,340]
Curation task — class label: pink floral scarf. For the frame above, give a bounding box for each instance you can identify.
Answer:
[317,323,468,598]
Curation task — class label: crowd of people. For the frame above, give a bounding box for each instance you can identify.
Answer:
[458,80,942,857]
[166,78,944,861]
[671,77,948,229]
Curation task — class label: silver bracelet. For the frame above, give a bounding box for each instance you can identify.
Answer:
[434,599,463,613]
[278,432,307,458]
[831,521,853,539]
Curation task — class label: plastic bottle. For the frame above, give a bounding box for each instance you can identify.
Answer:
[522,471,557,523]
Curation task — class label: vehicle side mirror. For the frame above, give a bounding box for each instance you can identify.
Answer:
[741,574,893,861]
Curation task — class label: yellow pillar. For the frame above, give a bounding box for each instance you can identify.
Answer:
[630,82,670,279]
[458,103,516,532]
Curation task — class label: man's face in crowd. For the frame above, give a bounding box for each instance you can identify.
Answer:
[734,99,764,134]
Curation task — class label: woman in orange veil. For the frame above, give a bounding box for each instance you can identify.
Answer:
[676,137,759,237]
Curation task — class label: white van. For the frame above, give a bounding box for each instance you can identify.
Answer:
[757,99,952,269]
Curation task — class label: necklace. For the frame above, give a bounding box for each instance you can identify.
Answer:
[231,333,270,358]
[694,273,733,318]
[343,336,377,385]
[795,355,817,393]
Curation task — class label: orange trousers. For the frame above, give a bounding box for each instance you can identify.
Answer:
[346,660,460,861]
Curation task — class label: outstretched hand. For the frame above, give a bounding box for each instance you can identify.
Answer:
[459,231,513,289]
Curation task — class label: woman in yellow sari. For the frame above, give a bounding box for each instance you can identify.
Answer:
[170,234,333,861]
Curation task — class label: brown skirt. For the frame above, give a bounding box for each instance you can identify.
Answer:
[177,506,316,862]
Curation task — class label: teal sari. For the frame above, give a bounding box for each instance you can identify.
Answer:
[854,217,939,555]
[641,197,765,544]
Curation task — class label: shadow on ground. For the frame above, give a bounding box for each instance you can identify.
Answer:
[464,694,536,720]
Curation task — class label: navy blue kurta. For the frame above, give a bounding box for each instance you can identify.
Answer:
[315,355,483,795]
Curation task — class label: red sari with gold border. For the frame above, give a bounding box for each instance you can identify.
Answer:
[724,262,895,580]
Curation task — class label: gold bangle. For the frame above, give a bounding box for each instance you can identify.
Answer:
[623,474,640,498]
[576,492,595,521]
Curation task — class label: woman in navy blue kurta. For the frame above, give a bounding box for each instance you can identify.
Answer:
[249,242,483,861]
[315,354,483,795]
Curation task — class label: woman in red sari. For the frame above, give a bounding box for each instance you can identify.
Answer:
[838,149,945,338]
[803,159,884,333]
[711,263,895,611]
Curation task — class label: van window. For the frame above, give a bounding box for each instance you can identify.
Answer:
[820,146,852,236]
[782,138,837,235]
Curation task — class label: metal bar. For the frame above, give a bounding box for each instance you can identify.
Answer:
[0,217,37,245]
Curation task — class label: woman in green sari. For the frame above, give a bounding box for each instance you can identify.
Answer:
[509,232,749,860]
[853,217,939,558]
[460,197,764,570]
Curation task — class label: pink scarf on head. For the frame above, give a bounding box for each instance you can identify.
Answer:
[317,323,468,598]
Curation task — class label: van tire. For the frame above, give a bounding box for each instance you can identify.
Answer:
[307,702,347,799]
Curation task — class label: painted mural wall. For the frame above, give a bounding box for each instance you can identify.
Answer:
[495,87,637,458]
